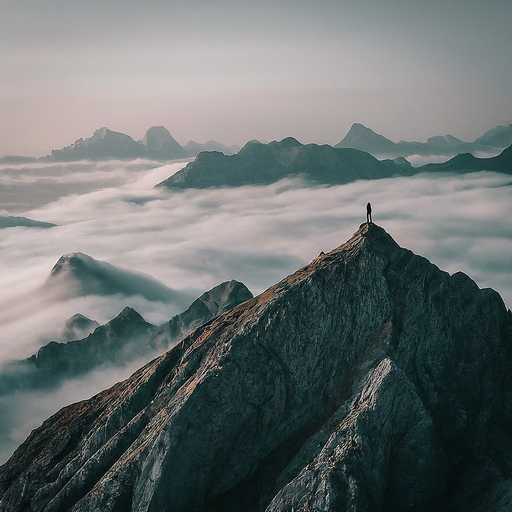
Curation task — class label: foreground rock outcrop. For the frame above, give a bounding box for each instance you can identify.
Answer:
[1,224,511,512]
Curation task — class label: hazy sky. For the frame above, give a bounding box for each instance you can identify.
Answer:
[1,0,511,156]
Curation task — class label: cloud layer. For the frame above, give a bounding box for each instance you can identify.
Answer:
[0,158,511,463]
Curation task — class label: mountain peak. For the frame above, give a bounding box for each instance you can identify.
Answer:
[139,126,189,159]
[93,127,111,139]
[45,252,184,303]
[335,123,397,154]
[275,136,302,148]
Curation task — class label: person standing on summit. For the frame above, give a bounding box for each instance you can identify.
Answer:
[366,202,372,224]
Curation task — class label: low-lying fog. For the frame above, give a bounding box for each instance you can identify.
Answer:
[0,157,511,463]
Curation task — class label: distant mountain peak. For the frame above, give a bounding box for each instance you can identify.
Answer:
[93,127,110,139]
[140,126,188,159]
[273,136,302,148]
[335,123,397,154]
[51,126,188,161]
[46,252,184,303]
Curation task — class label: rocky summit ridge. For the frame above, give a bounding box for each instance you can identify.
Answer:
[1,224,512,511]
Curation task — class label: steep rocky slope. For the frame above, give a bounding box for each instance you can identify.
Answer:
[1,224,511,512]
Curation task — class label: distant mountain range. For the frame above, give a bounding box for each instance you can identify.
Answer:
[158,137,415,189]
[335,122,512,158]
[48,126,239,162]
[0,271,252,464]
[2,122,510,163]
[157,137,512,189]
[0,280,252,394]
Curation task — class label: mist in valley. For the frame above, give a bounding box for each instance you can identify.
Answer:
[0,156,511,463]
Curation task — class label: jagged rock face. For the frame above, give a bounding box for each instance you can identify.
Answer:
[1,224,511,512]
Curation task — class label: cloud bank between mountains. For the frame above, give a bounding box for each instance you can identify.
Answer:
[1,158,511,361]
[0,158,511,463]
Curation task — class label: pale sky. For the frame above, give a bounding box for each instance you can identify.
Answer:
[1,0,511,156]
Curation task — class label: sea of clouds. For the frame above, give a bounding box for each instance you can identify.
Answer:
[0,157,511,462]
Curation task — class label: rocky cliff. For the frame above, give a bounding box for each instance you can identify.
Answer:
[1,224,511,512]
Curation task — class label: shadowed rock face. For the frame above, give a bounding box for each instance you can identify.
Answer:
[1,224,512,512]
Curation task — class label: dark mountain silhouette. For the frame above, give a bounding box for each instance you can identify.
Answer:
[0,307,157,394]
[417,143,512,175]
[335,122,508,158]
[0,216,56,229]
[0,280,252,393]
[157,137,414,189]
[0,156,38,164]
[1,224,511,511]
[44,252,187,305]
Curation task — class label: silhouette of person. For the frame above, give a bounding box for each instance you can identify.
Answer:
[366,202,372,224]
